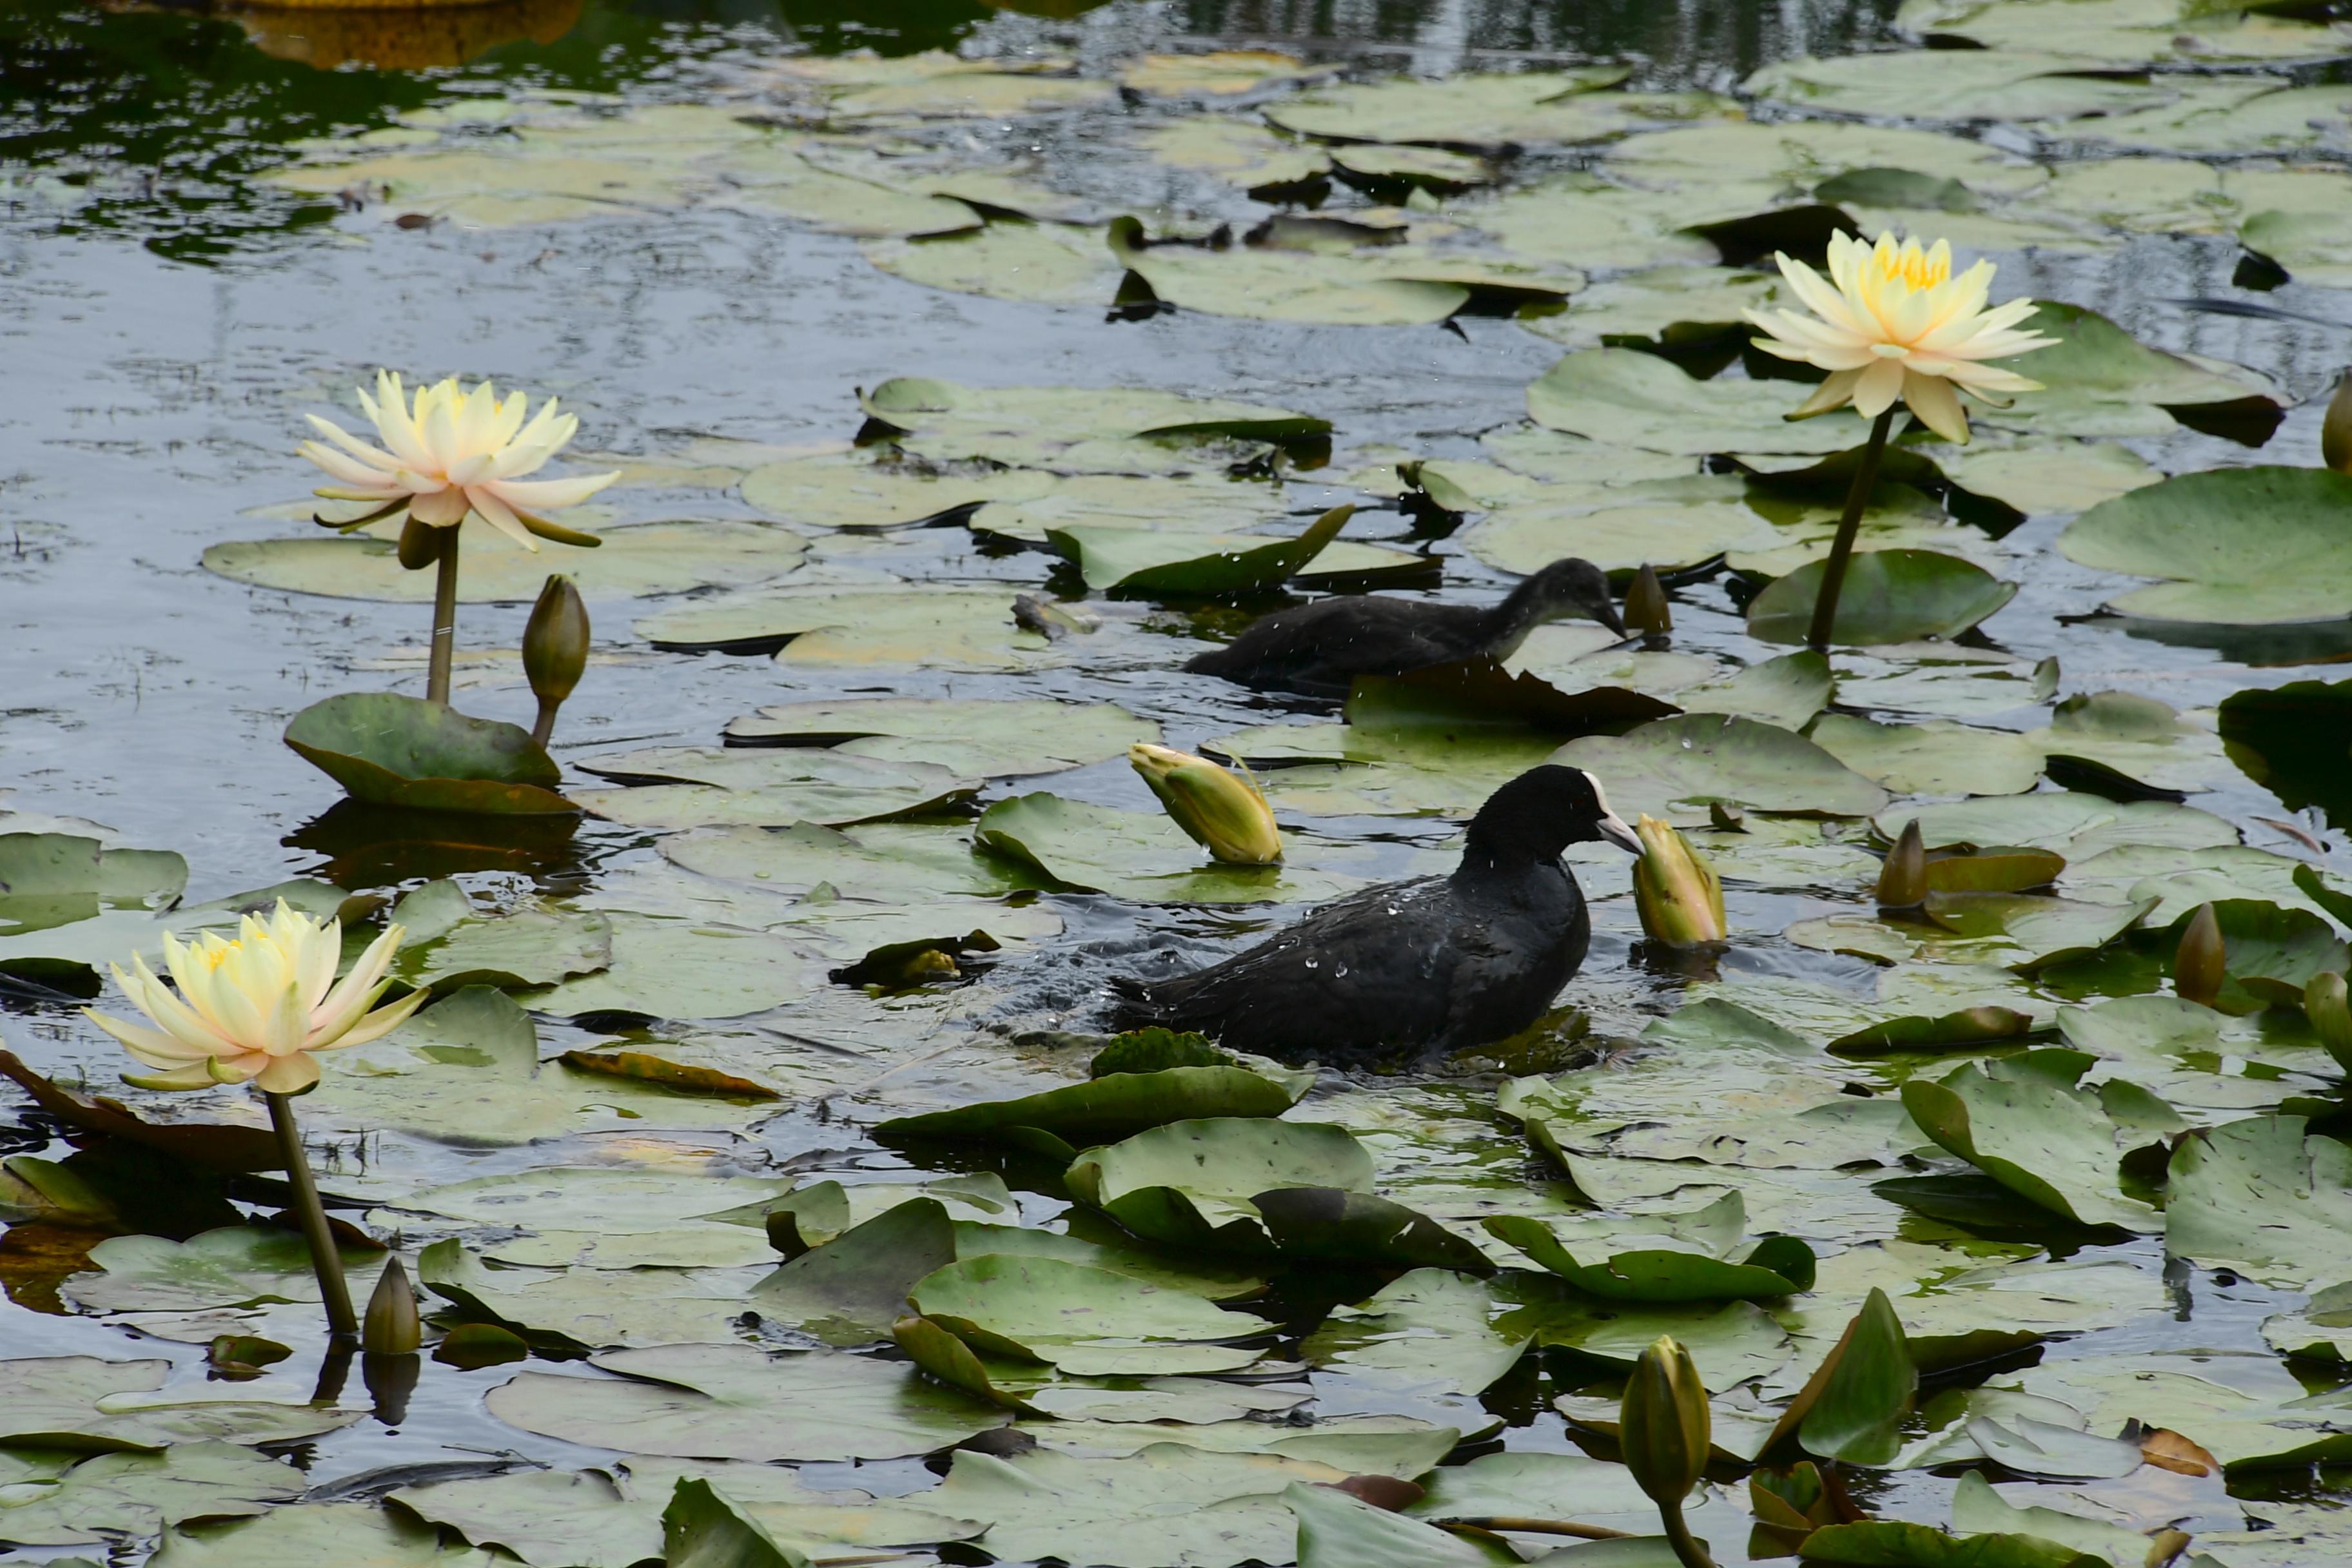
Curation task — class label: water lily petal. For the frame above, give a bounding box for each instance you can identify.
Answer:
[484,471,619,511]
[253,1052,322,1095]
[1852,357,1906,418]
[1902,369,1971,444]
[466,487,542,551]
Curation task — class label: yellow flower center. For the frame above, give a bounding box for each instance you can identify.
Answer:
[1870,240,1949,293]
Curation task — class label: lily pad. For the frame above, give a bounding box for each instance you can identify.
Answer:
[1263,68,1640,149]
[1994,301,2279,440]
[1050,505,1411,595]
[878,1066,1312,1156]
[2217,678,2352,830]
[0,1356,360,1451]
[1551,713,1888,819]
[62,1226,390,1315]
[1065,1117,1376,1253]
[284,694,572,816]
[1288,1482,1505,1568]
[2060,466,2352,625]
[1747,551,2019,647]
[722,697,1158,778]
[1808,716,2043,796]
[908,1253,1264,1376]
[1746,49,2173,122]
[857,377,1329,472]
[636,584,1126,669]
[570,749,977,831]
[522,914,823,1021]
[485,1343,1005,1460]
[204,519,804,603]
[149,1503,505,1568]
[1527,348,1868,456]
[975,793,1362,905]
[1484,1212,1815,1302]
[863,219,1124,309]
[1899,1049,2175,1230]
[1301,1268,1530,1396]
[2167,1114,2352,1289]
[0,834,186,938]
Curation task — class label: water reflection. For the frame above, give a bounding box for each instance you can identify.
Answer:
[215,0,587,70]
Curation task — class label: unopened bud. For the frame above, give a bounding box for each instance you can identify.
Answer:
[397,516,443,571]
[1877,819,1926,908]
[1130,744,1281,866]
[1625,564,1672,639]
[1622,1334,1710,1508]
[1632,814,1726,946]
[2176,903,2226,1007]
[2308,970,2352,1072]
[2323,371,2352,476]
[524,575,590,707]
[362,1256,422,1355]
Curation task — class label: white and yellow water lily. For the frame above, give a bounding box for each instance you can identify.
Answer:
[1745,231,2057,444]
[300,369,618,549]
[85,901,424,1095]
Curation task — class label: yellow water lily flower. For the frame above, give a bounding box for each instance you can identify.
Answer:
[1745,231,2057,444]
[300,369,618,550]
[1130,743,1282,866]
[84,901,424,1095]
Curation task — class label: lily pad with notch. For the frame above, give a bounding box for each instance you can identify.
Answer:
[1899,1048,2177,1231]
[2060,467,2352,625]
[877,1064,1314,1161]
[1064,1117,1377,1255]
[1747,550,2019,646]
[1551,713,1888,821]
[1484,1212,1816,1302]
[284,694,573,816]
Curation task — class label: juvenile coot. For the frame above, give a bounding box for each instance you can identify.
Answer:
[1109,765,1639,1062]
[1185,557,1625,697]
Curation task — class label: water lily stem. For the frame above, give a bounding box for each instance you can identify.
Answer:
[267,1092,357,1342]
[529,696,560,749]
[426,528,460,707]
[1436,1517,1633,1541]
[1661,1502,1719,1568]
[1805,407,1898,655]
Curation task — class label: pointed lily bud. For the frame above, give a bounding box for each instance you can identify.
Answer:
[1632,815,1726,945]
[2308,971,2352,1072]
[1622,1334,1710,1508]
[1877,819,1926,908]
[1130,744,1282,866]
[2176,903,2225,1007]
[362,1256,422,1355]
[523,574,589,747]
[1625,564,1672,639]
[2323,371,2352,476]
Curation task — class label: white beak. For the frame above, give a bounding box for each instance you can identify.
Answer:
[1597,812,1642,854]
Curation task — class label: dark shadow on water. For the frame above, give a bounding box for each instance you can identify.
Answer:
[284,799,587,888]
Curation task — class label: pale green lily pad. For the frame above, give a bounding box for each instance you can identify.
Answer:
[391,894,611,991]
[2167,1115,2352,1289]
[929,1444,1351,1568]
[2059,466,2352,625]
[659,821,1025,900]
[879,1064,1311,1152]
[975,793,1365,905]
[858,377,1328,473]
[1264,68,1641,148]
[1289,1482,1502,1568]
[738,453,1051,530]
[1521,266,1785,351]
[521,914,823,1021]
[1603,115,2056,197]
[150,1503,505,1568]
[1467,172,1780,271]
[863,219,1123,308]
[63,1226,392,1314]
[1527,348,1868,456]
[1879,792,2239,856]
[1898,0,2352,66]
[1809,715,2044,795]
[0,833,186,936]
[2233,167,2352,289]
[409,1165,792,1234]
[970,473,1297,544]
[1108,220,1476,325]
[204,520,803,603]
[0,1356,362,1452]
[1462,474,1782,574]
[908,1254,1265,1375]
[1900,1049,2176,1230]
[1994,301,2277,440]
[1747,549,2019,647]
[638,584,1162,671]
[1137,118,1328,191]
[571,749,977,830]
[0,1441,300,1548]
[1066,1117,1375,1253]
[722,697,1158,778]
[1049,511,1419,595]
[1551,713,1888,819]
[1745,50,2173,122]
[1677,651,1835,730]
[1301,1268,1530,1396]
[487,1343,1004,1460]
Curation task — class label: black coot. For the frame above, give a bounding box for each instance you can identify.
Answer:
[1185,557,1624,697]
[1109,765,1640,1062]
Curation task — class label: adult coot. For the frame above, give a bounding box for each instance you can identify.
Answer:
[1109,765,1638,1061]
[1185,556,1624,697]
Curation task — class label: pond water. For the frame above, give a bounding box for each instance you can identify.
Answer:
[5,1,2352,1565]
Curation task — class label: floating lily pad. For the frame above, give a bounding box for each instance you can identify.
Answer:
[1050,505,1407,595]
[63,1226,390,1315]
[1264,67,1636,148]
[2168,1115,2352,1290]
[0,1441,302,1548]
[723,697,1158,779]
[975,794,1360,905]
[863,219,1124,308]
[284,694,572,816]
[659,820,1026,901]
[522,914,823,1021]
[1747,550,2019,646]
[150,1502,505,1568]
[637,584,1137,670]
[1288,1482,1503,1568]
[205,520,803,603]
[1552,713,1888,819]
[2060,466,2352,625]
[879,1065,1311,1156]
[909,1253,1264,1376]
[1809,716,2043,796]
[1066,1117,1376,1254]
[571,749,977,831]
[1527,348,1868,456]
[0,1356,361,1451]
[738,453,1051,530]
[1300,1268,1529,1396]
[1484,1213,1815,1302]
[1900,1050,2174,1231]
[859,377,1329,472]
[1995,300,2278,440]
[1747,49,2172,122]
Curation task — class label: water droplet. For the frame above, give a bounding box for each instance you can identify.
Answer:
[1304,957,1318,969]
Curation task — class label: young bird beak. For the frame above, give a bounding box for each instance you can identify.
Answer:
[1585,587,1629,638]
[1598,811,1643,853]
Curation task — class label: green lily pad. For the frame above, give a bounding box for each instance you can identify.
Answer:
[1995,300,2278,440]
[521,913,823,1021]
[862,219,1124,308]
[1879,792,2238,857]
[1808,715,2043,796]
[660,821,1026,901]
[1899,1049,2175,1230]
[1066,1117,1376,1253]
[1288,1482,1507,1568]
[908,1253,1264,1376]
[390,889,611,990]
[571,748,977,831]
[2061,466,2352,625]
[1746,49,2173,122]
[1678,651,1836,730]
[149,1503,507,1568]
[0,1356,362,1452]
[2159,899,2349,1010]
[2168,1114,2352,1289]
[1551,713,1888,819]
[0,1441,301,1548]
[1527,348,1869,456]
[1799,1520,2104,1568]
[723,696,1159,780]
[878,1065,1311,1155]
[1106,218,1473,325]
[62,1226,391,1315]
[485,1343,1004,1461]
[1462,475,1786,575]
[1050,505,1410,595]
[284,693,572,816]
[1251,1188,1496,1274]
[974,793,1363,905]
[0,833,186,941]
[1484,1213,1815,1302]
[1301,1268,1530,1396]
[660,1479,808,1568]
[738,452,1052,529]
[857,377,1329,472]
[1747,550,2019,647]
[1262,67,1636,148]
[752,1198,959,1346]
[204,519,803,603]
[636,583,1139,669]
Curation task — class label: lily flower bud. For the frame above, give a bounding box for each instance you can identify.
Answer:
[362,1255,422,1355]
[2308,971,2352,1072]
[1622,1334,1710,1508]
[1625,564,1672,640]
[523,574,590,747]
[397,516,443,571]
[1632,815,1726,946]
[2176,903,2226,1007]
[2324,371,2352,476]
[1877,819,1926,908]
[1129,744,1282,866]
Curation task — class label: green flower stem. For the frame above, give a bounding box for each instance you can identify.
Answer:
[426,527,461,707]
[1661,1501,1719,1568]
[1805,406,1899,655]
[266,1092,357,1342]
[1435,1517,1632,1541]
[529,696,561,750]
